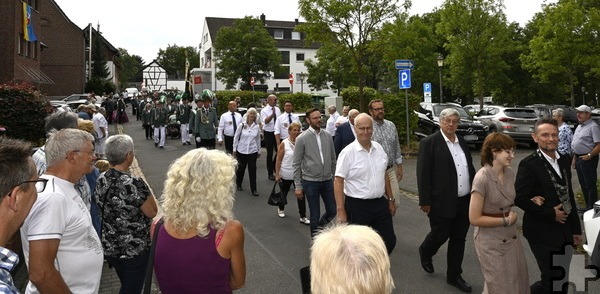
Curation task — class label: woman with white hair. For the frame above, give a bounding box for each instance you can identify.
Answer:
[154,148,246,293]
[94,134,158,293]
[311,224,395,294]
[233,107,261,196]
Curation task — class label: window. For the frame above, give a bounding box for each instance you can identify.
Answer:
[292,31,301,40]
[296,53,305,62]
[274,66,290,79]
[30,41,37,59]
[280,51,290,64]
[274,30,283,39]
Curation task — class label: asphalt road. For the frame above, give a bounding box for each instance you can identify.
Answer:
[121,116,599,293]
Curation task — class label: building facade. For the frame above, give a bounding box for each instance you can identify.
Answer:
[0,0,121,98]
[199,14,336,97]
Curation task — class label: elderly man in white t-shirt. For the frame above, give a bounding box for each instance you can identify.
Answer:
[325,105,340,137]
[21,129,103,294]
[334,113,397,254]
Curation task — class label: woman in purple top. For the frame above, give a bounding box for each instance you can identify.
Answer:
[154,148,246,293]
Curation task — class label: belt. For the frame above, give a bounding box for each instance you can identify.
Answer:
[482,211,510,218]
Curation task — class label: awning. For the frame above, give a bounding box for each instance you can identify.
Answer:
[18,64,54,84]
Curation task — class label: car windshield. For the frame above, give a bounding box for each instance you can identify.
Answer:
[432,105,472,119]
[504,109,538,119]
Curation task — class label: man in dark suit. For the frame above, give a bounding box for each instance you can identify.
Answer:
[515,118,582,294]
[333,109,359,156]
[417,108,475,293]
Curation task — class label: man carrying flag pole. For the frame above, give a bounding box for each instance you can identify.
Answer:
[23,2,37,42]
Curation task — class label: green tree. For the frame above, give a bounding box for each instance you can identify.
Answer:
[157,45,200,80]
[377,11,444,97]
[304,42,355,93]
[212,17,282,90]
[116,48,144,89]
[522,0,600,107]
[91,33,110,79]
[437,0,510,106]
[298,0,401,111]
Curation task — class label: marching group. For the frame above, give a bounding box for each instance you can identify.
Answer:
[0,87,599,293]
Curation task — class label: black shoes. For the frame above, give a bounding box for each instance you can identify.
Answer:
[159,146,164,149]
[419,246,434,274]
[268,174,275,181]
[155,143,158,147]
[252,191,259,196]
[236,186,243,191]
[447,277,472,293]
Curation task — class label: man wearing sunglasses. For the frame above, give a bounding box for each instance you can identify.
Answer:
[21,129,103,293]
[0,138,40,293]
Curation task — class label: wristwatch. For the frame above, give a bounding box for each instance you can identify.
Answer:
[588,153,593,158]
[387,197,395,203]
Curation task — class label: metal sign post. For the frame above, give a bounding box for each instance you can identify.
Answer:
[399,69,412,147]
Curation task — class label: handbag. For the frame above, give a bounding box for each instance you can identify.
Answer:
[267,181,287,206]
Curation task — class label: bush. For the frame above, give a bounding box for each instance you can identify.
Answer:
[85,77,116,95]
[214,91,315,115]
[0,82,52,146]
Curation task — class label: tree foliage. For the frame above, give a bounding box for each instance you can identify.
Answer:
[303,42,355,92]
[521,0,600,107]
[213,17,282,90]
[437,0,509,106]
[157,45,200,80]
[298,0,401,111]
[91,33,110,79]
[117,48,144,88]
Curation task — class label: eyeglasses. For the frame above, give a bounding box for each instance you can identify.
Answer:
[17,179,48,193]
[504,149,515,156]
[371,107,384,111]
[73,149,96,157]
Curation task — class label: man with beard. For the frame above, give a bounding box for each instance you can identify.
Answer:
[294,108,337,237]
[515,118,582,293]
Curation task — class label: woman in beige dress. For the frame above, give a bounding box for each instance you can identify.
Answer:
[469,133,529,293]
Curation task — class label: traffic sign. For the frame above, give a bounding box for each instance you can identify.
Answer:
[423,83,432,93]
[250,77,255,87]
[289,74,294,85]
[395,59,414,70]
[399,70,411,89]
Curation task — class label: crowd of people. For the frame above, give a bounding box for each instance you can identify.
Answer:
[1,85,599,293]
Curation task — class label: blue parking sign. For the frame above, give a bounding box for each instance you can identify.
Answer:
[399,70,411,89]
[423,83,432,93]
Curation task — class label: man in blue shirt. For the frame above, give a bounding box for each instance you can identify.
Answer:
[0,138,40,293]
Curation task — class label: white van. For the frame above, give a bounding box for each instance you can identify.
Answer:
[125,88,139,98]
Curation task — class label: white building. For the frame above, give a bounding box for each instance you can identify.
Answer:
[198,14,336,97]
[141,60,167,92]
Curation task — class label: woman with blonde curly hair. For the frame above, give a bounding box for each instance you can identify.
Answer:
[154,148,246,293]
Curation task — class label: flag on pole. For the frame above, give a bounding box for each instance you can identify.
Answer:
[22,2,37,42]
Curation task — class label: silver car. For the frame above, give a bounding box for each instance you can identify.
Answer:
[476,106,538,145]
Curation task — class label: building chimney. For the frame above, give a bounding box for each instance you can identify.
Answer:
[260,13,266,25]
[295,18,299,25]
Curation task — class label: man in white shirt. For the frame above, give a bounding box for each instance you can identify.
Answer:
[218,101,243,154]
[261,94,281,180]
[325,105,340,137]
[275,100,300,146]
[334,113,396,254]
[21,129,103,294]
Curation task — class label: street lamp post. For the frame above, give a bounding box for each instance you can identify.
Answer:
[298,72,306,93]
[582,86,586,105]
[437,54,444,103]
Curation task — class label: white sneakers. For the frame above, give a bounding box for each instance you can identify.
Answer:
[299,217,310,225]
[277,209,285,218]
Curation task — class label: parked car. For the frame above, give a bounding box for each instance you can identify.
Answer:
[414,110,438,140]
[62,94,90,102]
[525,104,578,131]
[49,101,73,113]
[476,105,538,145]
[418,102,489,145]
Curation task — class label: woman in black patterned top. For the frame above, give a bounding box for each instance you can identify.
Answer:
[94,134,158,294]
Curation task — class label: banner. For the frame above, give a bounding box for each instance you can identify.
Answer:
[23,2,37,42]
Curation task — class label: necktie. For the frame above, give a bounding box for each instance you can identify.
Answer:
[273,107,276,123]
[288,113,292,124]
[232,112,237,133]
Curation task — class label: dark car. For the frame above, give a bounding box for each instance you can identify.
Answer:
[414,110,438,140]
[525,104,578,129]
[419,102,489,146]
